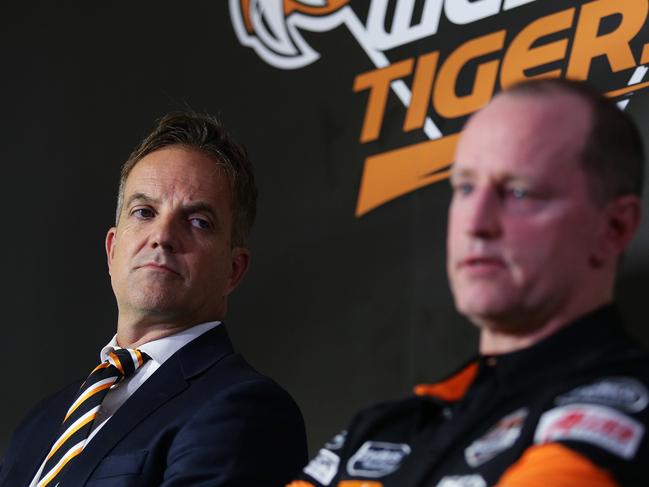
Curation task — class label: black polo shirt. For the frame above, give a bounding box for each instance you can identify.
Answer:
[290,305,649,487]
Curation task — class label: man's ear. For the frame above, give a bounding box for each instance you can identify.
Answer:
[225,247,251,296]
[105,227,117,274]
[592,195,642,266]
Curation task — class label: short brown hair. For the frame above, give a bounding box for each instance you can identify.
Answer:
[505,78,645,203]
[116,112,257,247]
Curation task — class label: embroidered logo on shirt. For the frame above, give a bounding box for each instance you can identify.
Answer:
[436,474,487,487]
[535,403,645,459]
[347,441,411,478]
[556,377,649,413]
[304,448,340,486]
[464,408,528,467]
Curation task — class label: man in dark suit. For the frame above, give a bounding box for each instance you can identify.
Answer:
[0,112,308,486]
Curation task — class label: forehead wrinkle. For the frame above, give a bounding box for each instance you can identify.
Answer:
[125,192,159,208]
[128,169,227,205]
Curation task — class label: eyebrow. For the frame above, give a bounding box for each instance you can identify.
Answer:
[183,202,218,220]
[125,193,219,221]
[449,167,475,181]
[450,168,529,185]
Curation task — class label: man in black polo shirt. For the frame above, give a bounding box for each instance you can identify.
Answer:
[289,79,649,486]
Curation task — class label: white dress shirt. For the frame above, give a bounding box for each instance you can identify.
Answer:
[29,321,220,487]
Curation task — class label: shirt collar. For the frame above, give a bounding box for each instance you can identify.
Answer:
[100,321,221,365]
[478,304,628,395]
[416,304,628,401]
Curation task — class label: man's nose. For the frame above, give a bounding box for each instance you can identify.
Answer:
[464,186,502,239]
[150,214,182,252]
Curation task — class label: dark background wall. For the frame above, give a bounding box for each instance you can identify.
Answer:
[2,0,649,456]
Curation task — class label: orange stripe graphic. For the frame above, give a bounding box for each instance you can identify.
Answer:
[356,77,649,216]
[356,133,459,216]
[606,80,649,99]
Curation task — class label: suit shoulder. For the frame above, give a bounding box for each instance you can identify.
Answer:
[193,352,305,425]
[202,352,297,397]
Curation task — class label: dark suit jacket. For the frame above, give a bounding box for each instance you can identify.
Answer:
[0,325,308,486]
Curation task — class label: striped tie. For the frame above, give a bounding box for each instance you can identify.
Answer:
[36,348,149,487]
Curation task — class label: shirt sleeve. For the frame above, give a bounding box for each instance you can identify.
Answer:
[495,443,618,487]
[498,378,649,487]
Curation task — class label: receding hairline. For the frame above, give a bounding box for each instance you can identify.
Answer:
[489,84,594,125]
[460,87,598,194]
[512,79,643,199]
[461,87,593,154]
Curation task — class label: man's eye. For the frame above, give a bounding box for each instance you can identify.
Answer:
[454,182,474,195]
[508,187,529,199]
[190,217,211,230]
[132,208,154,219]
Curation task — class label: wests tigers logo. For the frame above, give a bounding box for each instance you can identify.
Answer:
[230,0,352,69]
[230,0,649,216]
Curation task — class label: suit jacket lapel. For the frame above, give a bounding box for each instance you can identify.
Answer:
[62,324,235,485]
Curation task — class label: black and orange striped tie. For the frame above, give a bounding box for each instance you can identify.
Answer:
[36,348,149,487]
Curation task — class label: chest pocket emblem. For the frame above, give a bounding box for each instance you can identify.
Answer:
[465,408,528,467]
[347,441,411,478]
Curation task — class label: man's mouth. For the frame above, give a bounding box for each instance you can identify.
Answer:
[138,262,181,276]
[458,256,506,273]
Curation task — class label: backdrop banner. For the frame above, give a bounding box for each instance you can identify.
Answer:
[2,0,649,453]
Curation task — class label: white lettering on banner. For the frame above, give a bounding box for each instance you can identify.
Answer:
[503,0,537,9]
[231,0,649,216]
[367,0,444,51]
[230,0,537,139]
[444,0,502,25]
[230,0,540,69]
[534,404,645,460]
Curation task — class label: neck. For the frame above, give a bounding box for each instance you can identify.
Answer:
[478,295,613,355]
[115,312,221,348]
[116,323,191,348]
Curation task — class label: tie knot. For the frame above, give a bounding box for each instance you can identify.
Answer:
[107,348,150,378]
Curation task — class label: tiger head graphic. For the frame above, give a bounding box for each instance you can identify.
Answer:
[230,0,352,69]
